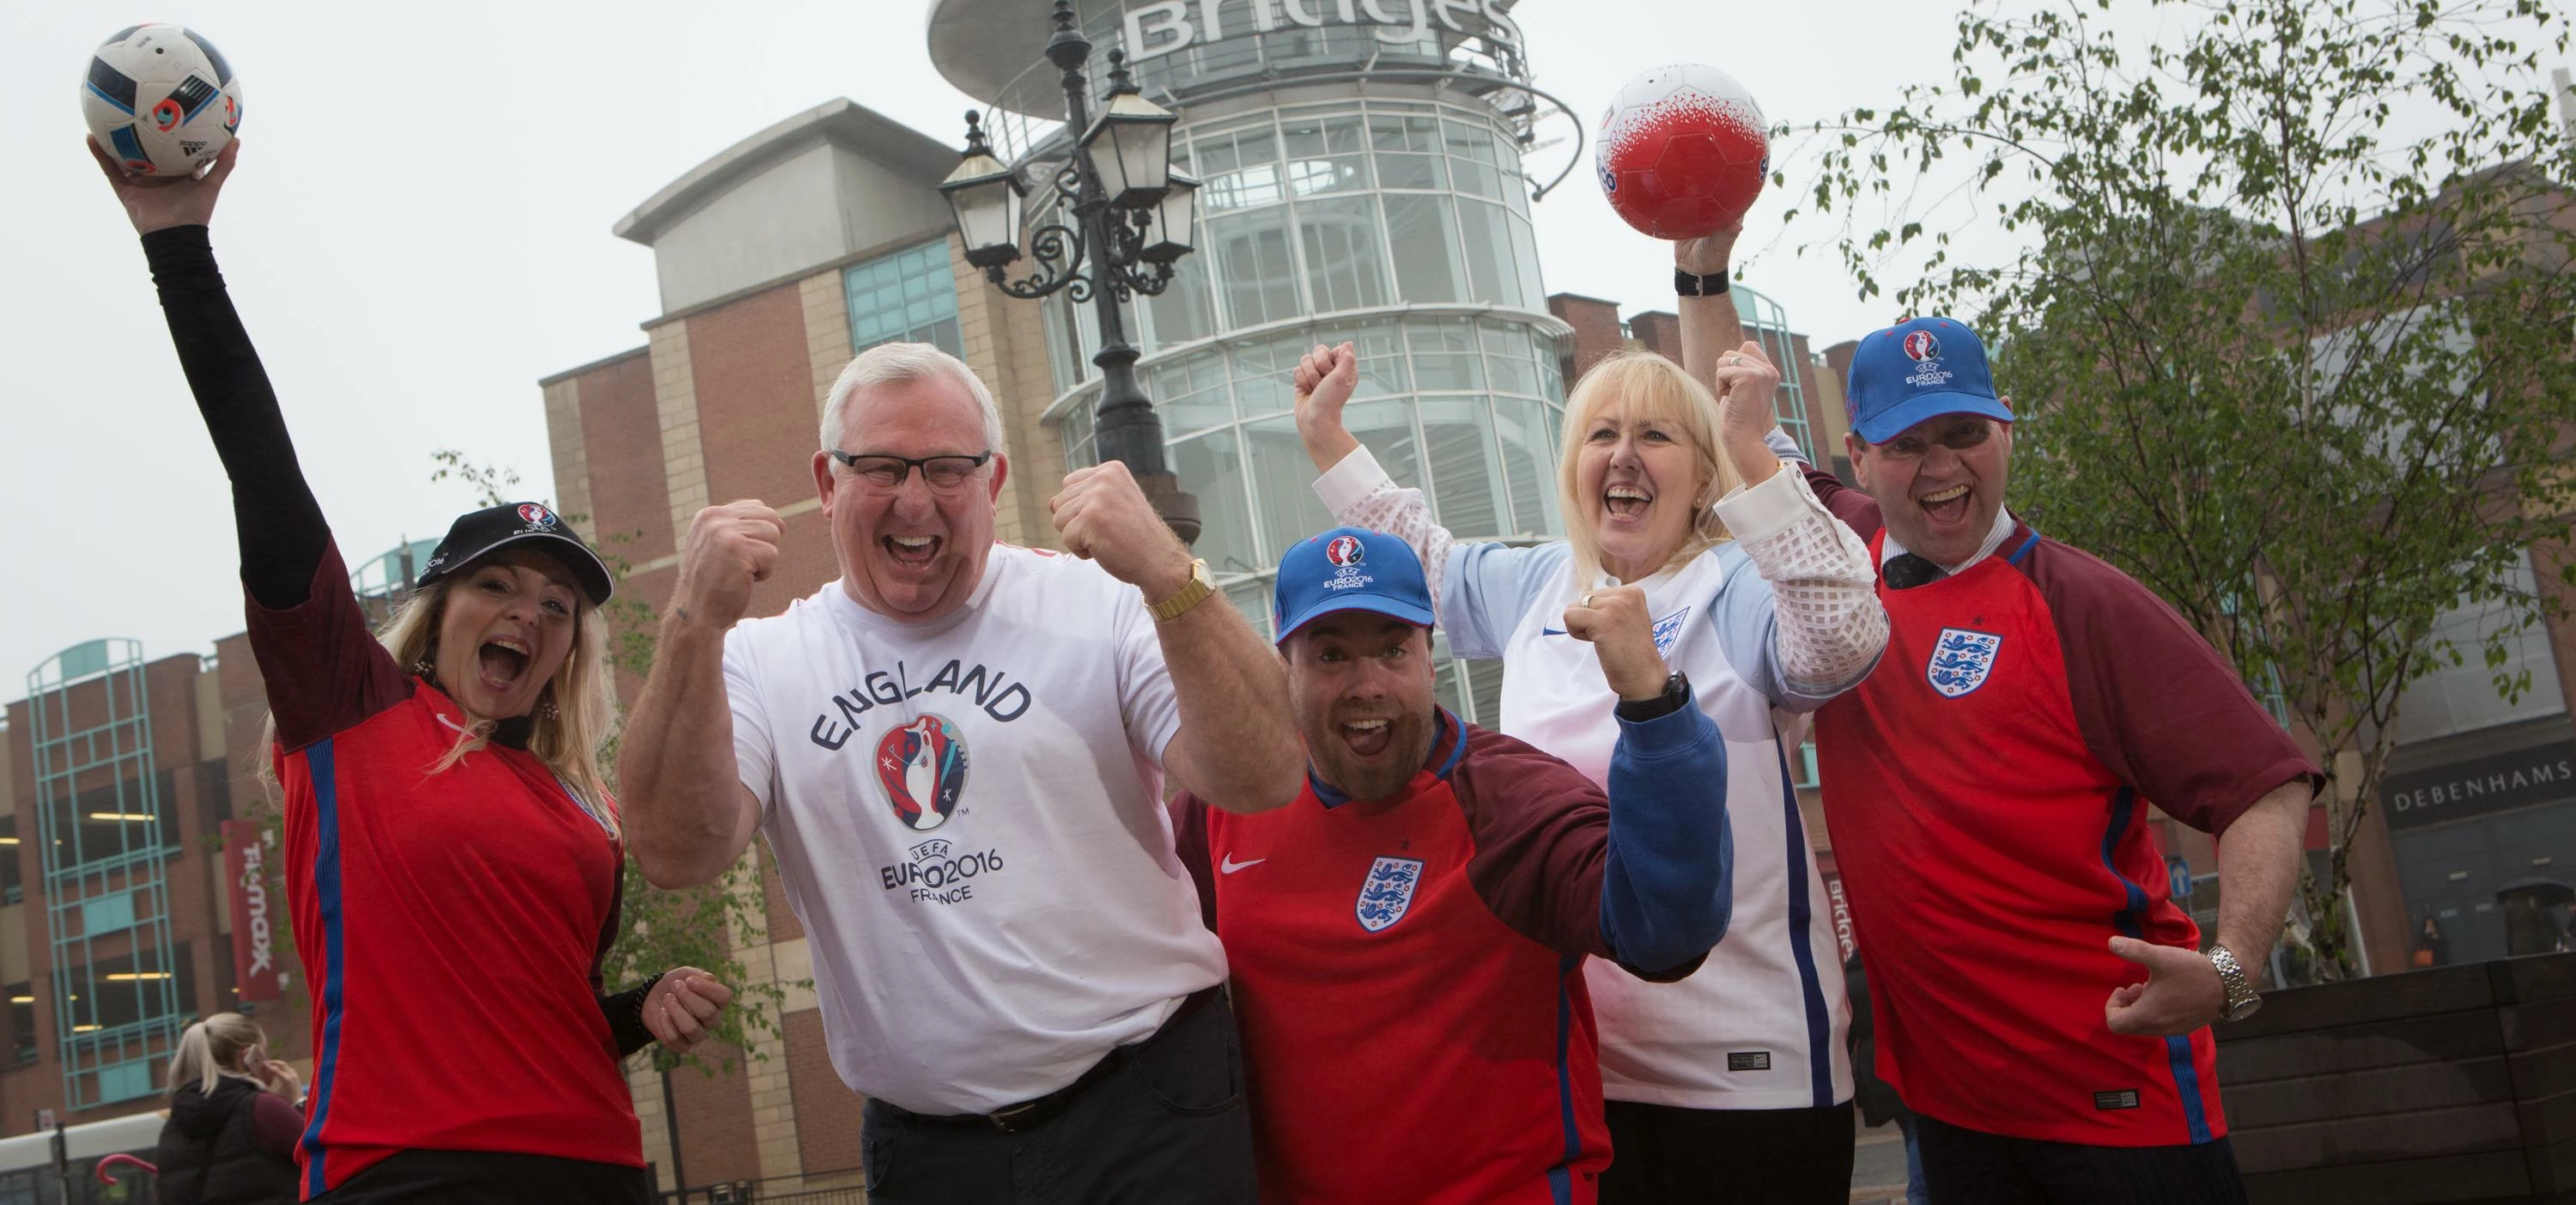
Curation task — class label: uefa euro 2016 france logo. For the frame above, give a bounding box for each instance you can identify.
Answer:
[1927,628,2003,698]
[517,502,558,529]
[877,715,970,831]
[1902,331,1941,362]
[1356,855,1424,933]
[1325,535,1365,567]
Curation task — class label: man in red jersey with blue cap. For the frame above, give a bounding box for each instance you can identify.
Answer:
[1177,526,1737,1204]
[1734,315,2319,1204]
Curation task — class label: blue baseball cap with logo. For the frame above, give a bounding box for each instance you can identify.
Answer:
[1844,316,2017,444]
[1271,526,1437,644]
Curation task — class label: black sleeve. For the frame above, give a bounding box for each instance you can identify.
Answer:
[598,974,663,1058]
[141,224,329,609]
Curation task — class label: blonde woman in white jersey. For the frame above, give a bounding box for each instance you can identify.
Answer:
[1291,229,1885,1203]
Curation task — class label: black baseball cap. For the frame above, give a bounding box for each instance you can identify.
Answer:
[415,501,614,606]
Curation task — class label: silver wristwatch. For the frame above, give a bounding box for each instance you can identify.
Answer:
[2208,943,2262,1021]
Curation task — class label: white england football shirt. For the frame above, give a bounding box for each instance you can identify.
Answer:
[723,545,1225,1115]
[1318,448,1880,1110]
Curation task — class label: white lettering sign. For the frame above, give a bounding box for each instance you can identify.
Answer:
[1124,0,1520,62]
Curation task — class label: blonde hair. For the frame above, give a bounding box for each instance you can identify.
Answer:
[374,577,621,829]
[1558,351,1741,586]
[166,1013,264,1098]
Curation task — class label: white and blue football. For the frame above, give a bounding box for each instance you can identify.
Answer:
[81,24,243,177]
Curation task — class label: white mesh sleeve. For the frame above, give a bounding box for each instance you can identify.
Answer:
[1711,466,1887,698]
[1313,446,1457,610]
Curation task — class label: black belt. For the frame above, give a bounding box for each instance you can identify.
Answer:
[881,985,1218,1135]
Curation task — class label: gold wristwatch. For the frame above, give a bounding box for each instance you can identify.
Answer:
[1147,558,1215,623]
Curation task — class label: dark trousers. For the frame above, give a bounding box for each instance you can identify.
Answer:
[1914,1113,2249,1205]
[859,989,1256,1204]
[314,1149,650,1204]
[1599,1099,1856,1204]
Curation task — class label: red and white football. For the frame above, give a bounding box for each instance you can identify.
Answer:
[1595,64,1769,240]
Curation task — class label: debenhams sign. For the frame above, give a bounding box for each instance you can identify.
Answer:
[2381,739,2576,830]
[1122,0,1523,62]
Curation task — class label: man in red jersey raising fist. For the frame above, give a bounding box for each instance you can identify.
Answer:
[1179,526,1735,1204]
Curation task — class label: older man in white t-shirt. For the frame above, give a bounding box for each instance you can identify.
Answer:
[618,342,1303,1204]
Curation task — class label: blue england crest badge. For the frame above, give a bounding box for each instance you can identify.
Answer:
[1927,628,2003,698]
[1356,856,1425,934]
[1650,606,1693,659]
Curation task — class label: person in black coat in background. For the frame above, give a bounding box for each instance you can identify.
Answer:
[158,1013,301,1205]
[1846,952,1928,1205]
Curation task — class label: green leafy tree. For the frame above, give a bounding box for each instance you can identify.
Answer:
[1783,0,2576,977]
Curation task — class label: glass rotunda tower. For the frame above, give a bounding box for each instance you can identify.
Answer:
[928,0,1580,721]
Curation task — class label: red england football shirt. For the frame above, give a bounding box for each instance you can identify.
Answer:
[1807,475,2315,1147]
[1178,714,1697,1205]
[251,545,641,1197]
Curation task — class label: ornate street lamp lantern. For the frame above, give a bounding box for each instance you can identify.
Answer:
[940,0,1200,545]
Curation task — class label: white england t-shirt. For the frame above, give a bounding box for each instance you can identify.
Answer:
[723,545,1225,1115]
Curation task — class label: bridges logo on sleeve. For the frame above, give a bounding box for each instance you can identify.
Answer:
[1356,856,1425,933]
[877,715,969,831]
[1927,628,2002,698]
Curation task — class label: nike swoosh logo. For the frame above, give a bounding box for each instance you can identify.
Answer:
[1219,855,1265,873]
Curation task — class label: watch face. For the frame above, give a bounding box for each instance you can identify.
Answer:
[2224,995,2263,1022]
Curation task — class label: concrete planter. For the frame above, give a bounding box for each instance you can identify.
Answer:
[2218,953,2576,1203]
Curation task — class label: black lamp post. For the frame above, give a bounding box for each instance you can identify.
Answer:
[939,0,1201,545]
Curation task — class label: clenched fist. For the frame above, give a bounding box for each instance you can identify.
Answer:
[1291,342,1362,473]
[1563,585,1670,703]
[673,501,785,630]
[1049,461,1194,600]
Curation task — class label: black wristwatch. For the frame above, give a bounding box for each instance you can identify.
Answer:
[1675,267,1730,297]
[1615,672,1692,722]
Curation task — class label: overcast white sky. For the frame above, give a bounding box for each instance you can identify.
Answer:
[0,0,2032,686]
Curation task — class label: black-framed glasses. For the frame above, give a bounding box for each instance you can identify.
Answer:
[829,449,994,491]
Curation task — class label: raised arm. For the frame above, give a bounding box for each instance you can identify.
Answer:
[97,139,407,745]
[96,139,328,609]
[618,502,781,887]
[1052,461,1303,815]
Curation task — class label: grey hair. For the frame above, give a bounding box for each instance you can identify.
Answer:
[819,342,1006,454]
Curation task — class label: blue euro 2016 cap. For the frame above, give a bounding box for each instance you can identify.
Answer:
[1844,316,2017,444]
[1271,526,1437,645]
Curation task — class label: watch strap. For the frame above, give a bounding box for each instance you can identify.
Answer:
[1674,267,1730,297]
[1147,559,1215,623]
[2208,943,2261,1020]
[1614,672,1692,722]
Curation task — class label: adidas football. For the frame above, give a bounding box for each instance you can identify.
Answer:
[1595,64,1768,240]
[80,24,243,177]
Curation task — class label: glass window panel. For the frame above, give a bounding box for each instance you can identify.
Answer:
[1445,119,1504,199]
[1057,404,1095,467]
[1172,429,1263,579]
[1243,414,1343,567]
[1466,657,1506,725]
[844,238,963,356]
[1370,116,1448,189]
[1233,338,1297,419]
[1419,398,1504,539]
[1482,322,1540,397]
[1211,207,1302,328]
[1145,256,1218,350]
[1226,578,1275,640]
[1279,113,1371,196]
[1431,630,1467,717]
[1342,398,1423,492]
[1455,199,1522,308]
[1408,318,1484,392]
[1496,398,1555,537]
[1506,210,1546,311]
[1297,195,1391,314]
[1382,193,1464,304]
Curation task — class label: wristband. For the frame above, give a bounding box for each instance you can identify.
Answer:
[1675,267,1730,297]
